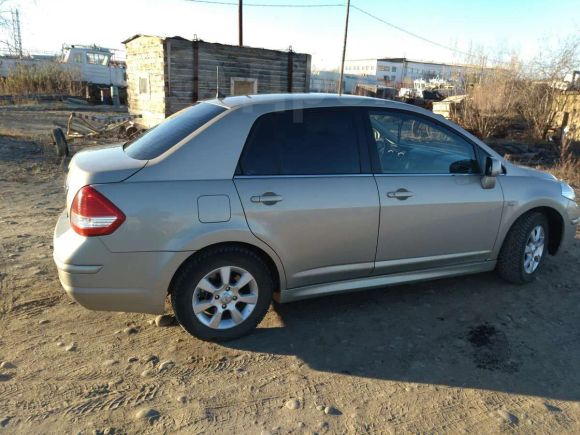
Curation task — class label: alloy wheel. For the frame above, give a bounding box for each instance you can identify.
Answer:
[523,225,545,274]
[192,266,259,330]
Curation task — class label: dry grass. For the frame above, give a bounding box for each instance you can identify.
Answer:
[0,62,83,96]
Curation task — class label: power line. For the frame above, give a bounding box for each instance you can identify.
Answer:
[186,0,506,64]
[350,5,471,59]
[187,0,343,7]
[352,5,512,65]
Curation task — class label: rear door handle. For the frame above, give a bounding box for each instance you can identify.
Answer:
[250,192,283,205]
[387,189,414,200]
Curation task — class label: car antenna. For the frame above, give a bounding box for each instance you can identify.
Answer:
[216,66,225,99]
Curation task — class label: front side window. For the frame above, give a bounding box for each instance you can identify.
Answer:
[124,103,227,160]
[240,109,361,176]
[368,110,478,174]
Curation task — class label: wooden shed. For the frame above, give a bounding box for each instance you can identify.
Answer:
[123,35,311,128]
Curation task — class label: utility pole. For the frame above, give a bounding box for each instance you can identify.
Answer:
[238,0,243,46]
[337,0,350,95]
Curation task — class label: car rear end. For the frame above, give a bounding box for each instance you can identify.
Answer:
[53,102,229,314]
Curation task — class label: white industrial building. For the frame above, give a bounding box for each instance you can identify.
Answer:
[310,70,377,94]
[344,57,468,86]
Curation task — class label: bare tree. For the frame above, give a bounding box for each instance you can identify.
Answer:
[453,37,579,145]
[456,61,520,139]
[515,36,580,142]
[0,0,15,53]
[0,0,9,25]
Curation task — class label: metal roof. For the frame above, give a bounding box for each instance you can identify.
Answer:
[121,34,309,56]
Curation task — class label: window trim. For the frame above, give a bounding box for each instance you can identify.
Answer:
[362,107,483,176]
[236,107,371,177]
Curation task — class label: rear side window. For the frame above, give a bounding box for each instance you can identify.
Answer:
[239,109,360,175]
[124,103,227,160]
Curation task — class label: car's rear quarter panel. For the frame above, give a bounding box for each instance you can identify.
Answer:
[94,180,241,252]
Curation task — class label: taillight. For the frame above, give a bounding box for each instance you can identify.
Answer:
[70,186,125,236]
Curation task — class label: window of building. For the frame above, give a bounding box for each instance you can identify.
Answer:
[86,52,109,66]
[367,110,478,175]
[392,66,397,72]
[240,109,361,176]
[138,77,149,95]
[231,77,258,95]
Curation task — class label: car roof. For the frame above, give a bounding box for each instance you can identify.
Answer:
[204,93,414,111]
[200,92,502,161]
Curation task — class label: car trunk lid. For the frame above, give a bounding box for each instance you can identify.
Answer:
[65,143,146,209]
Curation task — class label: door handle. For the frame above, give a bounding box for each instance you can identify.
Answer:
[387,189,414,200]
[250,192,283,205]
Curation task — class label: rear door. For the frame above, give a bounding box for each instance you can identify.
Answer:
[365,108,504,275]
[234,108,380,289]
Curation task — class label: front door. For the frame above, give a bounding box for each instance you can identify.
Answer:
[365,108,504,275]
[234,108,380,288]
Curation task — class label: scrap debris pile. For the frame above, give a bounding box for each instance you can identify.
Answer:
[51,112,142,157]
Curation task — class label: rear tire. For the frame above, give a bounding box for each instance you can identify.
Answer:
[52,128,68,157]
[171,246,273,341]
[497,212,549,284]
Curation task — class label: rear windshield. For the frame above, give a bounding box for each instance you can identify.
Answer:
[124,103,227,160]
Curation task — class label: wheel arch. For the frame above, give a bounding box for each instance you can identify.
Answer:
[535,206,565,255]
[167,241,285,297]
[500,205,565,256]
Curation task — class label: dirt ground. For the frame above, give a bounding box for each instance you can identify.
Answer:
[1,109,580,434]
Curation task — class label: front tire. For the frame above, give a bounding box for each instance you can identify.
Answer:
[171,246,273,341]
[497,212,549,284]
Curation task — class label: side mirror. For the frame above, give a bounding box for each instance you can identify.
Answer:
[481,157,502,189]
[485,157,502,177]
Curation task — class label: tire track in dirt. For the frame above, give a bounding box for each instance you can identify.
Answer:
[176,353,280,378]
[199,381,324,427]
[9,295,61,318]
[64,383,161,417]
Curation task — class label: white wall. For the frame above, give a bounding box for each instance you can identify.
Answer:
[403,61,460,81]
[345,58,467,86]
[376,60,404,83]
[343,59,377,77]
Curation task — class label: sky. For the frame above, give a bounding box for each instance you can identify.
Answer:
[1,0,578,70]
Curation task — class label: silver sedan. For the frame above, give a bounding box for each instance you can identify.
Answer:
[53,94,579,341]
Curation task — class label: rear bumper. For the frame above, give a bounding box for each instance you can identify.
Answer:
[53,211,193,314]
[57,279,164,314]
